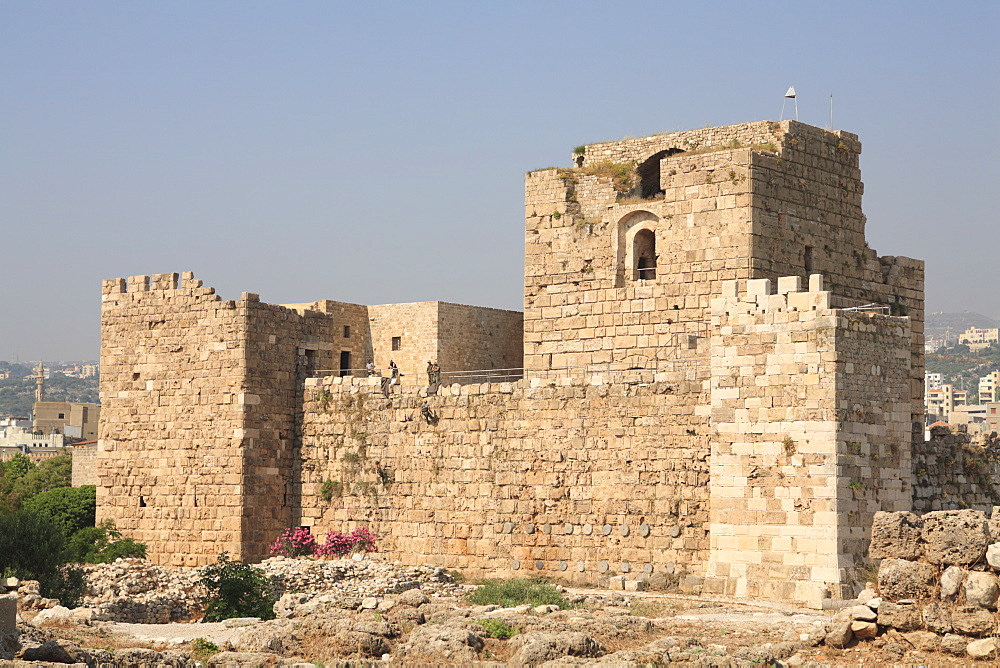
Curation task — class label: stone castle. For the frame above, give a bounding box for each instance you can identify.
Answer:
[97,120,947,604]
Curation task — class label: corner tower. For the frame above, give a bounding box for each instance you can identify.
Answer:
[523,120,924,428]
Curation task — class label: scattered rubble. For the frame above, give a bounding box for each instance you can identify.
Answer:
[9,522,1000,666]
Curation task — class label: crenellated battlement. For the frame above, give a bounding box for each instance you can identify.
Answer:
[712,274,831,317]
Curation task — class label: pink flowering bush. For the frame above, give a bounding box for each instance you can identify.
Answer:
[270,526,379,558]
[269,527,318,557]
[317,526,380,557]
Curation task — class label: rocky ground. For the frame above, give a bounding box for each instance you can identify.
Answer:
[2,555,999,666]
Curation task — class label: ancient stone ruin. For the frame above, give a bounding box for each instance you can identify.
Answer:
[97,119,963,606]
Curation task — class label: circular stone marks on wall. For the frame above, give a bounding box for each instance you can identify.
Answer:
[525,525,535,534]
[598,560,609,573]
[502,522,514,534]
[583,524,593,535]
[558,561,568,571]
[512,560,520,570]
[669,526,681,538]
[621,562,631,573]
[639,524,650,537]
[620,525,630,537]
[643,563,653,574]
[564,523,574,535]
[543,524,552,535]
[577,561,586,572]
[602,524,613,536]
[535,560,545,570]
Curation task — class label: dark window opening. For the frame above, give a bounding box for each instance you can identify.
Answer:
[132,372,140,380]
[633,229,657,280]
[343,325,350,338]
[139,496,146,507]
[637,148,684,199]
[58,413,65,419]
[339,351,351,377]
[391,336,401,351]
[804,246,815,272]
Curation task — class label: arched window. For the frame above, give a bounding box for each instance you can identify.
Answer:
[633,229,656,280]
[636,148,684,199]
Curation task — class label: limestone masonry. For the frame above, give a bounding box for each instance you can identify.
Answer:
[98,120,956,604]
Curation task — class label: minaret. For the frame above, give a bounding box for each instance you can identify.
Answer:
[35,362,44,402]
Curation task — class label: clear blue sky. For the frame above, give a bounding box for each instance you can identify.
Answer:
[2,1,997,360]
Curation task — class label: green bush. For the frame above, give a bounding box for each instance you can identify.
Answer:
[466,578,571,609]
[65,520,147,564]
[23,485,96,538]
[0,510,86,606]
[0,454,72,511]
[198,553,277,621]
[476,618,519,639]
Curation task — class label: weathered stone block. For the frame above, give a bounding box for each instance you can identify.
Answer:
[951,605,994,636]
[922,510,990,565]
[963,572,999,609]
[869,511,923,560]
[941,633,969,655]
[922,602,952,634]
[850,620,878,639]
[0,595,15,634]
[825,620,853,648]
[941,565,965,600]
[877,558,936,600]
[967,637,999,660]
[876,602,921,631]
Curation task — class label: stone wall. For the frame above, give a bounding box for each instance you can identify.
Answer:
[705,275,912,602]
[524,120,924,428]
[912,427,1000,513]
[98,272,336,566]
[285,300,524,381]
[71,441,97,487]
[297,363,710,586]
[835,508,1000,659]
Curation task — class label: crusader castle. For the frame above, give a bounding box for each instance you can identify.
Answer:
[95,120,965,604]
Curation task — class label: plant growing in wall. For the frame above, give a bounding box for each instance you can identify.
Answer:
[320,480,343,502]
[316,388,333,412]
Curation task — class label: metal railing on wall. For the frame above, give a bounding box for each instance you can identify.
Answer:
[308,357,708,388]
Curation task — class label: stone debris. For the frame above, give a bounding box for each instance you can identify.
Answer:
[70,556,462,624]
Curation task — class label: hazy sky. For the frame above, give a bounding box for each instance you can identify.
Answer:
[2,1,997,361]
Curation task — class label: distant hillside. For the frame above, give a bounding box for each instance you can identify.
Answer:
[926,312,999,340]
[0,362,99,418]
[925,342,1000,403]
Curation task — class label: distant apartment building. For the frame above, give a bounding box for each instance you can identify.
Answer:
[925,338,946,353]
[33,401,101,440]
[980,370,1000,404]
[60,363,98,379]
[926,383,967,423]
[925,372,943,391]
[0,424,67,463]
[959,326,1000,351]
[986,402,1000,434]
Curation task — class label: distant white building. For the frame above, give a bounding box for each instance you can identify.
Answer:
[959,327,999,351]
[981,370,1000,404]
[926,383,967,423]
[925,372,943,391]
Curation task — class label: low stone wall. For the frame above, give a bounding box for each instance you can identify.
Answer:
[829,508,1000,659]
[912,427,1000,513]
